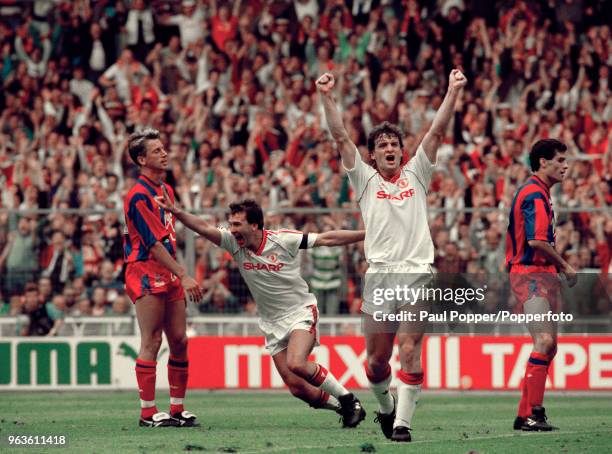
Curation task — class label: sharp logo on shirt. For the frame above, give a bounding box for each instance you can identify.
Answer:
[376,189,415,200]
[243,262,285,272]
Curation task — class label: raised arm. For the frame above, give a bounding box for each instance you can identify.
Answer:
[156,186,222,246]
[421,69,467,163]
[316,72,358,169]
[313,230,365,247]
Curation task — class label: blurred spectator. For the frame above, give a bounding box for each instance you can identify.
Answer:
[38,276,53,304]
[72,295,92,317]
[0,217,38,296]
[99,49,149,102]
[20,282,63,336]
[91,286,110,316]
[198,280,240,314]
[307,217,343,314]
[47,294,67,319]
[111,294,132,315]
[92,259,123,291]
[0,0,608,326]
[40,229,75,293]
[158,0,206,49]
[125,0,156,64]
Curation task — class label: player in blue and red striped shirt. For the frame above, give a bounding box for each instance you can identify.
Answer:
[124,129,202,428]
[505,139,577,432]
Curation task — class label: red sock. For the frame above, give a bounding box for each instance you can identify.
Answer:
[310,389,330,408]
[306,364,328,387]
[517,368,530,418]
[526,352,549,413]
[135,358,157,419]
[168,356,188,415]
[397,370,424,385]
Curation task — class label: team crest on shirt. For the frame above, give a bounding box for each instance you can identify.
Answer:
[397,178,409,189]
[164,212,174,230]
[267,253,278,262]
[153,274,165,288]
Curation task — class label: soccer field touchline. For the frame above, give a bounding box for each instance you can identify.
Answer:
[238,428,612,453]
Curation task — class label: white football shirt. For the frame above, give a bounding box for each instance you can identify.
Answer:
[219,229,318,322]
[345,145,435,265]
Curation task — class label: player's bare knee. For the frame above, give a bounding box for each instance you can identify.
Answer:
[141,334,162,357]
[367,356,390,376]
[168,335,188,357]
[534,333,556,354]
[399,338,417,358]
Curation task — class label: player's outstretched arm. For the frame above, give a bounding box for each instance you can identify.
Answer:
[156,187,222,246]
[527,240,578,287]
[421,69,467,163]
[316,72,358,169]
[314,230,365,247]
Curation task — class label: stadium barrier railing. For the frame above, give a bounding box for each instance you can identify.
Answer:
[1,315,610,338]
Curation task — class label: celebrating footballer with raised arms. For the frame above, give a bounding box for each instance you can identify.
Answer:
[317,69,467,442]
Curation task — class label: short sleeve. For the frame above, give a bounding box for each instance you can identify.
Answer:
[305,233,318,249]
[406,145,435,191]
[127,194,167,249]
[276,230,306,256]
[102,64,117,80]
[521,194,550,242]
[345,145,376,202]
[219,228,239,254]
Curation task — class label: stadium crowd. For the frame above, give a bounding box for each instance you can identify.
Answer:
[0,0,610,334]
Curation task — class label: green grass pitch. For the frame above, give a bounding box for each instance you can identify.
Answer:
[1,392,611,453]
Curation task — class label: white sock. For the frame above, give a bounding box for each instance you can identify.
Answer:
[394,383,421,429]
[319,372,349,398]
[322,395,341,411]
[369,374,395,414]
[140,399,155,409]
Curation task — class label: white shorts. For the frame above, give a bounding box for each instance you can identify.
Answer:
[260,304,320,357]
[361,263,434,315]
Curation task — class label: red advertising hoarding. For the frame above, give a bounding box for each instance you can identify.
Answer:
[187,336,612,390]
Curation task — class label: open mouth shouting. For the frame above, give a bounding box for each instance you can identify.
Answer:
[233,233,246,246]
[385,154,397,165]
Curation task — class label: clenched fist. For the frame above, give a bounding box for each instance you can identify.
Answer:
[449,69,467,90]
[316,73,335,94]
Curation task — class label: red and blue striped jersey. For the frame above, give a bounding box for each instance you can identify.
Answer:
[123,174,177,263]
[505,175,556,270]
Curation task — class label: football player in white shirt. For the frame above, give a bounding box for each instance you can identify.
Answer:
[317,69,467,442]
[155,195,367,428]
